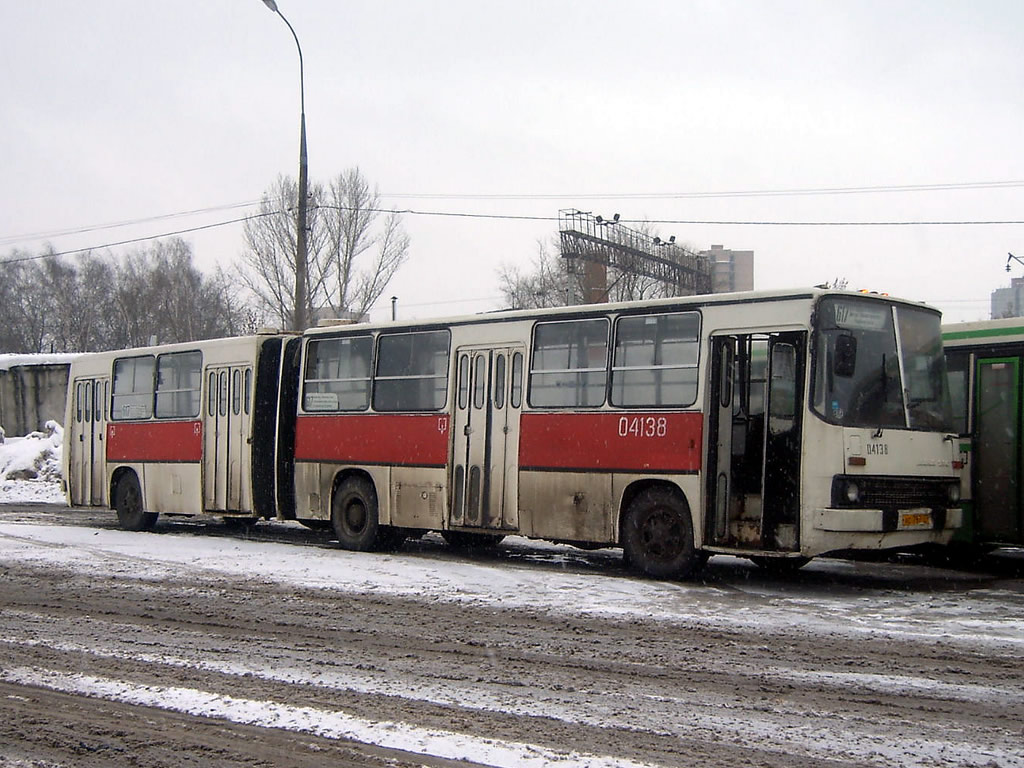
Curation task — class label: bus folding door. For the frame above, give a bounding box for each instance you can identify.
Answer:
[450,346,523,532]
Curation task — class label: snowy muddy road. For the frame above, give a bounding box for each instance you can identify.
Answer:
[1,505,1022,768]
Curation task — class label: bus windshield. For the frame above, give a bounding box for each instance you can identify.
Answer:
[812,296,953,431]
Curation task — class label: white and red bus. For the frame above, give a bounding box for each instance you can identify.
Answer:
[64,332,300,530]
[65,289,963,578]
[293,288,961,576]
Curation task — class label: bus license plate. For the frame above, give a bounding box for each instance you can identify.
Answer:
[900,511,932,528]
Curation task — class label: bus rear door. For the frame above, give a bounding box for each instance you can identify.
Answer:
[69,377,108,506]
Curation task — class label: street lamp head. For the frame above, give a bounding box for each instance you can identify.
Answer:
[262,0,279,12]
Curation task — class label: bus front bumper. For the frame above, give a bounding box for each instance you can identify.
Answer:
[813,507,962,533]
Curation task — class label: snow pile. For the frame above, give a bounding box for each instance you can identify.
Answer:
[0,420,66,504]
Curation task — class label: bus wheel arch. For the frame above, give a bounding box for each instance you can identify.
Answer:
[111,468,158,532]
[620,481,705,579]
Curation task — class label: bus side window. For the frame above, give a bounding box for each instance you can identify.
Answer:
[208,372,217,417]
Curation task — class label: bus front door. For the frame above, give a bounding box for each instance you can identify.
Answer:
[974,357,1021,542]
[69,377,108,506]
[706,332,805,552]
[450,346,524,531]
[203,366,251,513]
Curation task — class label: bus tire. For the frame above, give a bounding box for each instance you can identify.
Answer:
[114,474,157,532]
[621,487,702,579]
[331,477,381,551]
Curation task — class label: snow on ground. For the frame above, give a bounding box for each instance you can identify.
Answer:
[2,520,1023,653]
[0,421,66,505]
[2,522,1024,768]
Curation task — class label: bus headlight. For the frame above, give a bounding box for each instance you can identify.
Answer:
[845,481,861,504]
[947,483,961,505]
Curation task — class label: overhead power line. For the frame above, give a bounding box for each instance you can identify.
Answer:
[4,176,1024,249]
[0,213,273,266]
[382,179,1024,201]
[0,199,263,248]
[3,205,1024,267]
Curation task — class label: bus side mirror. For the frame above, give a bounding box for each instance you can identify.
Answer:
[834,334,857,378]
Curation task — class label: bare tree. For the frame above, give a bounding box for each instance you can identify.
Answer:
[0,241,241,354]
[114,239,245,347]
[497,241,573,310]
[239,168,408,328]
[322,168,410,321]
[238,174,329,329]
[0,256,40,353]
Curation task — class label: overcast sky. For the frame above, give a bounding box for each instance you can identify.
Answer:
[2,1,1022,324]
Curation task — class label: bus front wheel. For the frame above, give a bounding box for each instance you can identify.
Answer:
[331,477,381,551]
[113,474,157,532]
[621,488,703,579]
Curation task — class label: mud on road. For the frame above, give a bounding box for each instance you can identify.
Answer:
[1,505,1022,767]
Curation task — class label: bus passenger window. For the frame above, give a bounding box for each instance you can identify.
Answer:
[111,355,156,420]
[303,336,373,412]
[156,351,202,419]
[611,312,700,407]
[529,318,608,408]
[373,330,450,412]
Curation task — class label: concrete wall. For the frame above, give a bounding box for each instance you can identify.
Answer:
[0,364,70,436]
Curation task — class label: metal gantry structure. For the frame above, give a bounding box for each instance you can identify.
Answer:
[558,209,712,303]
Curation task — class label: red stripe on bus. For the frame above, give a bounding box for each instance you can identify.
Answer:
[106,420,202,463]
[519,412,703,473]
[295,413,451,466]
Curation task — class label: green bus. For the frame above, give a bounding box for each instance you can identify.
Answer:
[944,318,1024,552]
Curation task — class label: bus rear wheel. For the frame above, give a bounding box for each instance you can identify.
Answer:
[331,477,381,551]
[114,474,157,532]
[621,488,702,579]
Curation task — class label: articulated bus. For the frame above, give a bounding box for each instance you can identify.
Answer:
[943,318,1024,552]
[65,289,962,578]
[64,333,300,530]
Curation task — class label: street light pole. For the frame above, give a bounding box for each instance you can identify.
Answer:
[262,0,309,332]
